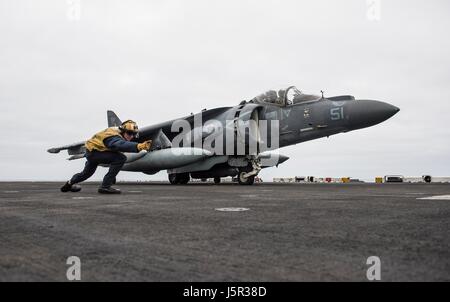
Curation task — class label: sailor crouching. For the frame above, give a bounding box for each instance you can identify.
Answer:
[60,120,152,194]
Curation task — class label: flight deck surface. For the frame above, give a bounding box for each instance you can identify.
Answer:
[1,182,449,281]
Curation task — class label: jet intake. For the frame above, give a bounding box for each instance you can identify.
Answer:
[233,103,263,155]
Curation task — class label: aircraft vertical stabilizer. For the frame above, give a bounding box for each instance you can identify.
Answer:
[107,110,122,127]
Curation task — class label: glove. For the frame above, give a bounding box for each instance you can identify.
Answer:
[137,140,152,152]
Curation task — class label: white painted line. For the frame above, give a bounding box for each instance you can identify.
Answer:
[3,191,19,193]
[128,191,143,193]
[72,197,95,200]
[366,194,409,197]
[215,207,250,212]
[417,195,450,200]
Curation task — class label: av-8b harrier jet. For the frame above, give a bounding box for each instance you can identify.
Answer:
[48,86,399,185]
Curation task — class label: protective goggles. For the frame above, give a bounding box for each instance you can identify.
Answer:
[125,130,138,136]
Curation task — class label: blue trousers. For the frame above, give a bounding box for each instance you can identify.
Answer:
[70,151,127,188]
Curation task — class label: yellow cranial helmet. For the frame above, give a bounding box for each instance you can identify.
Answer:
[119,120,139,135]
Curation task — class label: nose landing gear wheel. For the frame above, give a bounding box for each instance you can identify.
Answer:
[214,177,221,184]
[238,171,255,185]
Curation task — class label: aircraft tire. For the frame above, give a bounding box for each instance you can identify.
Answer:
[168,173,179,185]
[179,173,190,185]
[238,171,255,185]
[213,177,221,184]
[169,173,190,185]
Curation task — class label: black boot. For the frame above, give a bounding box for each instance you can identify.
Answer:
[98,187,121,194]
[61,182,82,193]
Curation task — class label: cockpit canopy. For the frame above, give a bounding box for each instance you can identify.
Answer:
[251,86,321,107]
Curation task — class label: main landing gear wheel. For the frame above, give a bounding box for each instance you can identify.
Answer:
[214,177,221,184]
[168,173,190,185]
[238,171,255,185]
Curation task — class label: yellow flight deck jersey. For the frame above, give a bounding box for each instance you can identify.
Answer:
[85,127,123,152]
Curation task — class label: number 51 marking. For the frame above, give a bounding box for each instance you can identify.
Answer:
[331,107,344,120]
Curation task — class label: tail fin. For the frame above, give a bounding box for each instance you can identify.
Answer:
[107,110,122,127]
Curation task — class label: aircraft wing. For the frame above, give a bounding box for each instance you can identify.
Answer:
[139,107,232,142]
[47,141,86,155]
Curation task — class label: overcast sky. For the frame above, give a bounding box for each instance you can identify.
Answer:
[0,0,449,182]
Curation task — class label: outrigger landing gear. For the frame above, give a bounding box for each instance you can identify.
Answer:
[238,158,262,185]
[168,173,190,185]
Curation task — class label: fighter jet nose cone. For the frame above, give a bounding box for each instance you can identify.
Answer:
[347,100,400,130]
[383,101,399,119]
[383,103,400,120]
[393,105,400,114]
